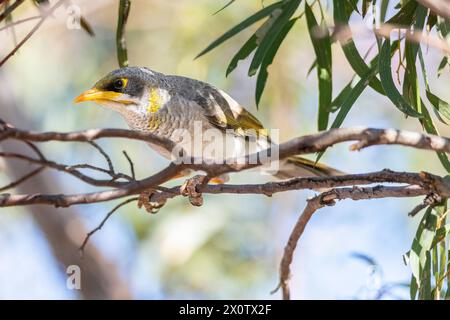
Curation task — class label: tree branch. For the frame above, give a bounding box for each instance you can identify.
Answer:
[2,121,450,299]
[0,169,445,208]
[2,124,450,207]
[0,0,25,23]
[277,185,427,300]
[3,125,450,174]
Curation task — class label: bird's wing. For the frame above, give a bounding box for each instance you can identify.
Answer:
[165,74,269,140]
[192,86,270,140]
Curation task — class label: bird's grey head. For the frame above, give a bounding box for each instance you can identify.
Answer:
[73,67,169,121]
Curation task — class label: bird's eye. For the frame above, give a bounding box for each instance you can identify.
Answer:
[113,79,124,90]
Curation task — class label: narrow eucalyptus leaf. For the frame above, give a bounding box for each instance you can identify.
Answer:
[196,1,284,58]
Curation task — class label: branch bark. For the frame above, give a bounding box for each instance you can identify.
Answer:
[2,123,450,208]
[2,121,450,299]
[278,185,426,300]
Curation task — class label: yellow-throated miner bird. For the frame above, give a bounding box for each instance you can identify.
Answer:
[74,67,341,209]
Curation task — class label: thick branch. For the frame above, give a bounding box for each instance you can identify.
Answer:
[0,170,443,207]
[2,125,450,208]
[3,126,450,173]
[278,185,426,300]
[153,169,450,199]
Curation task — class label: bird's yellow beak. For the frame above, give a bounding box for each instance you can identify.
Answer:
[73,88,122,104]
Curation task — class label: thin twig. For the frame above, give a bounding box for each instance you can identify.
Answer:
[79,197,139,255]
[0,151,125,187]
[122,150,135,180]
[0,0,25,23]
[23,140,45,160]
[0,0,65,68]
[0,15,40,32]
[88,141,115,174]
[4,1,18,47]
[68,163,132,181]
[0,166,44,192]
[408,202,429,217]
[408,192,443,217]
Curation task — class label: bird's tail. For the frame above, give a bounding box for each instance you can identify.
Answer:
[273,155,344,180]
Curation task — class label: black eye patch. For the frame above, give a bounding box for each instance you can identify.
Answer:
[113,79,124,90]
[107,78,127,92]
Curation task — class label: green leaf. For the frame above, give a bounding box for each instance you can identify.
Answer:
[255,18,297,106]
[419,208,438,266]
[333,0,384,95]
[437,56,449,77]
[378,40,422,118]
[410,274,418,300]
[344,0,359,16]
[437,234,446,298]
[328,74,371,130]
[226,8,283,77]
[420,105,450,172]
[307,59,317,77]
[408,205,443,300]
[362,0,372,18]
[386,0,418,26]
[417,47,450,124]
[437,16,450,39]
[415,46,450,171]
[401,4,426,113]
[248,0,301,76]
[426,91,450,122]
[431,224,450,248]
[226,34,258,76]
[196,1,284,59]
[447,247,450,299]
[330,79,353,112]
[432,244,439,290]
[427,12,437,30]
[314,41,399,162]
[419,251,432,299]
[409,207,436,290]
[379,0,389,22]
[213,0,235,15]
[315,72,372,162]
[305,2,332,131]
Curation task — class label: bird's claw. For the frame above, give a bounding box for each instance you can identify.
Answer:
[180,175,207,207]
[137,189,166,214]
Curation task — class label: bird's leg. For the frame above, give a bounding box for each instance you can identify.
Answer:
[179,174,228,206]
[180,175,209,207]
[138,170,193,213]
[137,189,166,214]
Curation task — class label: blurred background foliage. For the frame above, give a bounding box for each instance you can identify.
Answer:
[0,0,449,299]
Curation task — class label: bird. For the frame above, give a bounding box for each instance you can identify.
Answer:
[74,66,341,210]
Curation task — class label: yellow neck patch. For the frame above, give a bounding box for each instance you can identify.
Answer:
[147,88,161,113]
